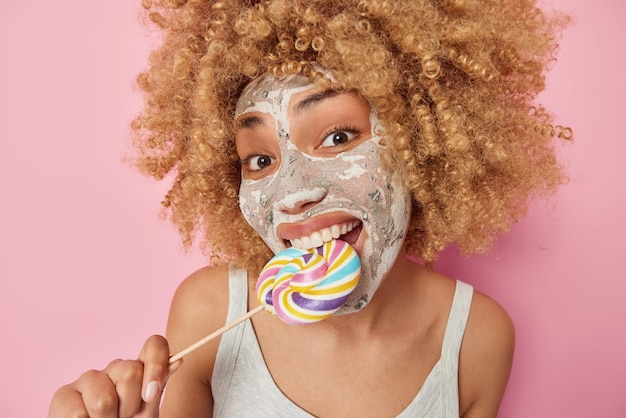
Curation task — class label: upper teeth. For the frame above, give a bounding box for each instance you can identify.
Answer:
[289,221,361,250]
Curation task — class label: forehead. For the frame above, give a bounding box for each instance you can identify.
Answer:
[235,73,318,119]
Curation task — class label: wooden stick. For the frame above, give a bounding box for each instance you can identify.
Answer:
[169,305,265,364]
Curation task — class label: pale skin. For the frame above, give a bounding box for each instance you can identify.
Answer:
[49,87,514,418]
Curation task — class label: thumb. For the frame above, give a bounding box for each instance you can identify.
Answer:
[136,359,183,417]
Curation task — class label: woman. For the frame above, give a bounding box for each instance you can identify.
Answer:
[49,1,569,416]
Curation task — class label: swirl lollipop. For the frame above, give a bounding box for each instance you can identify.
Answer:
[256,240,361,325]
[169,239,360,363]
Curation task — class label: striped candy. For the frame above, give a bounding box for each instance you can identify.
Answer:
[256,239,361,325]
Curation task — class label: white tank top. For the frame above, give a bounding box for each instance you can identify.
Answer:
[212,264,473,417]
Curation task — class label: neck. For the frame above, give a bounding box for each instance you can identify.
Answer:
[317,248,426,335]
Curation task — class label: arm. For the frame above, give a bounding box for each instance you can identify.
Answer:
[159,264,230,417]
[49,335,178,418]
[459,292,515,418]
[48,264,229,418]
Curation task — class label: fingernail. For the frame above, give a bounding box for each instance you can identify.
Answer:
[143,381,160,403]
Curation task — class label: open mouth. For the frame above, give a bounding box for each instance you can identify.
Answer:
[285,220,362,250]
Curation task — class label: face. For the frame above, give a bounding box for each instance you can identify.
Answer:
[235,72,411,314]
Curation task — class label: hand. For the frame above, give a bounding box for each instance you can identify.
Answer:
[48,335,182,418]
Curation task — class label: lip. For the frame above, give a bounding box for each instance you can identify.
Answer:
[277,212,364,251]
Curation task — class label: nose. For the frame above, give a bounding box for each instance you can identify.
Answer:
[271,146,328,216]
[278,187,327,215]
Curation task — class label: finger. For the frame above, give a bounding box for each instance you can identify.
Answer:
[135,360,183,418]
[48,384,89,418]
[74,369,120,418]
[106,359,144,417]
[138,335,170,403]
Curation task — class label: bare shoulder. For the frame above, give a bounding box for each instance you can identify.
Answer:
[459,289,515,417]
[160,263,232,417]
[166,262,231,364]
[169,264,229,327]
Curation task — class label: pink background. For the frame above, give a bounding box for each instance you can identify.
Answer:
[1,1,624,416]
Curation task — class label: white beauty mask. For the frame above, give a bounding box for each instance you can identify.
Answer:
[236,72,411,314]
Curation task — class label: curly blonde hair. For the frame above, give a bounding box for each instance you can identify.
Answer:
[133,0,570,272]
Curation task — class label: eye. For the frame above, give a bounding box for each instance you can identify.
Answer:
[243,154,276,172]
[320,129,358,148]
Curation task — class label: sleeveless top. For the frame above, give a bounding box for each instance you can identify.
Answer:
[212,264,474,417]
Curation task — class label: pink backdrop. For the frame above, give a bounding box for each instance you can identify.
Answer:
[1,1,624,416]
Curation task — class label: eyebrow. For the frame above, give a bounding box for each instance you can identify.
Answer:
[235,115,265,130]
[294,89,342,116]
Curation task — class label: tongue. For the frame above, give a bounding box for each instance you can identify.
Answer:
[339,223,362,245]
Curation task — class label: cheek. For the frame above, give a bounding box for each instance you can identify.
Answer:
[239,179,275,235]
[329,145,386,206]
[334,143,408,242]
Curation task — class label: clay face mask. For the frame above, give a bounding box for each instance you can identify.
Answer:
[235,72,411,314]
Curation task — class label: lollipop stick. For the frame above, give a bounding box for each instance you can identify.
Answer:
[169,305,264,364]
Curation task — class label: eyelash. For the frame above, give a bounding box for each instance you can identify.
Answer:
[319,124,359,148]
[241,154,276,172]
[239,123,361,172]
